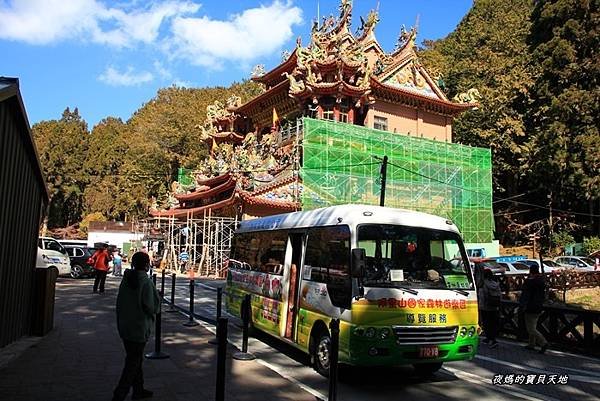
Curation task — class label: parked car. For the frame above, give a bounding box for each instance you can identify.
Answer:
[37,237,72,276]
[554,256,597,271]
[497,261,531,275]
[63,245,96,279]
[520,259,565,273]
[470,258,506,287]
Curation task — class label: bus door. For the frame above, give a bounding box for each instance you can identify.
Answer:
[284,233,304,341]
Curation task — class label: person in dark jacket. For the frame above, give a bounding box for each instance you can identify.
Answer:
[519,264,549,354]
[478,268,501,348]
[112,252,160,401]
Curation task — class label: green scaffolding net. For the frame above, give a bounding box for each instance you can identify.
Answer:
[300,118,494,243]
[177,167,194,186]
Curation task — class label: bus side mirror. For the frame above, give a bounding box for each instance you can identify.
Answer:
[351,248,366,278]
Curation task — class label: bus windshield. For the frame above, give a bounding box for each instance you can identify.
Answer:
[357,224,473,290]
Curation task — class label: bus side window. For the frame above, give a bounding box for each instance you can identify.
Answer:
[304,226,351,308]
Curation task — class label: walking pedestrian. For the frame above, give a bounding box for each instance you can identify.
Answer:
[112,251,160,401]
[179,248,189,273]
[91,243,112,294]
[113,250,123,276]
[478,268,502,348]
[519,264,549,353]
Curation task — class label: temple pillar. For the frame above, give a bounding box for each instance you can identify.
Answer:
[348,108,355,124]
[445,117,453,142]
[333,104,340,122]
[317,105,323,119]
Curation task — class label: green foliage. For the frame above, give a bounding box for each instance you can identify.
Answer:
[419,0,535,195]
[524,0,600,210]
[552,230,575,252]
[582,237,600,256]
[80,212,107,234]
[419,0,600,238]
[32,107,89,227]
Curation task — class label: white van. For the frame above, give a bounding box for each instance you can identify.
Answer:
[37,237,72,276]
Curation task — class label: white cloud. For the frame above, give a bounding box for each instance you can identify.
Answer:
[0,0,199,47]
[98,66,154,86]
[168,1,303,67]
[153,60,173,80]
[1,0,304,75]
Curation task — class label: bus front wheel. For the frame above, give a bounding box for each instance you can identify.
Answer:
[312,331,331,377]
[413,362,443,376]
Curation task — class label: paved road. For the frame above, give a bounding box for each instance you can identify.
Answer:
[159,275,600,401]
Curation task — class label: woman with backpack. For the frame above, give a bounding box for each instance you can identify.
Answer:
[478,268,501,348]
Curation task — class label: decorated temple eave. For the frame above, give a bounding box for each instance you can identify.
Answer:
[150,193,238,218]
[370,79,476,116]
[294,80,370,100]
[239,190,298,214]
[252,173,297,196]
[196,173,231,187]
[252,50,298,87]
[234,80,290,116]
[175,177,236,202]
[209,131,245,144]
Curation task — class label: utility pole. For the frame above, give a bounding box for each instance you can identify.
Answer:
[379,155,388,207]
[548,191,553,251]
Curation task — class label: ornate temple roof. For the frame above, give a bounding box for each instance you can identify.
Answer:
[236,0,476,121]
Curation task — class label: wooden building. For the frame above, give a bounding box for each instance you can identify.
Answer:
[0,77,50,348]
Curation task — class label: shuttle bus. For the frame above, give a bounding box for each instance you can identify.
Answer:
[225,205,478,375]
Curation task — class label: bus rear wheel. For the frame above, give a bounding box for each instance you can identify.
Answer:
[413,362,443,376]
[312,331,331,377]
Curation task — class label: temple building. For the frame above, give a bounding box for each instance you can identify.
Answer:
[151,0,493,246]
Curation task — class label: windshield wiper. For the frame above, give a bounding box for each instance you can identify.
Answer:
[397,286,419,295]
[363,281,419,295]
[450,289,469,296]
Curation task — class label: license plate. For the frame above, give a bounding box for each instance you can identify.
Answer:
[418,346,439,358]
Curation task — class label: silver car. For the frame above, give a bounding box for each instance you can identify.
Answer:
[554,256,597,271]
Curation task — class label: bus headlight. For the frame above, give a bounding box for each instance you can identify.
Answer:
[353,327,365,337]
[365,327,376,338]
[379,328,391,339]
[467,326,476,337]
[460,327,468,337]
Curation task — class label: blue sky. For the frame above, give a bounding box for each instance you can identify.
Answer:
[0,0,472,129]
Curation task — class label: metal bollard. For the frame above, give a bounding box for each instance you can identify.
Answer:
[233,294,255,360]
[152,273,157,286]
[208,287,223,344]
[145,283,169,359]
[215,317,228,401]
[328,319,340,401]
[161,269,166,296]
[183,279,199,327]
[165,273,177,313]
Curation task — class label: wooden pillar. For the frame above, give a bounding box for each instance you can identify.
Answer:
[417,109,423,137]
[317,105,323,119]
[348,108,355,124]
[333,104,340,122]
[445,117,453,142]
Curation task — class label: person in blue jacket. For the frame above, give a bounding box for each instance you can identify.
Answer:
[112,252,160,401]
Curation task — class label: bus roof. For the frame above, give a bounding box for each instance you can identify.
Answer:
[237,204,460,234]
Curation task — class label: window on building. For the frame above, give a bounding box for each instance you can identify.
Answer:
[322,108,335,121]
[339,107,349,123]
[304,226,351,308]
[374,115,388,131]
